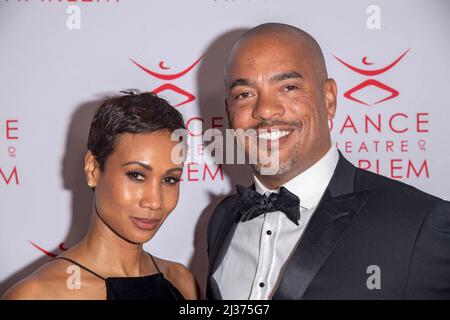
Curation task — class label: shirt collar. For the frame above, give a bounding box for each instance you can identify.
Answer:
[254,145,339,210]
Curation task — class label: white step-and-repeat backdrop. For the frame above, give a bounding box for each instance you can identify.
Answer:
[1,0,449,296]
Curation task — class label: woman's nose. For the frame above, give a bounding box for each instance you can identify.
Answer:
[139,181,162,211]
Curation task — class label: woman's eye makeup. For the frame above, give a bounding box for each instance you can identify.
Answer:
[125,169,181,185]
[126,171,146,181]
[163,176,181,185]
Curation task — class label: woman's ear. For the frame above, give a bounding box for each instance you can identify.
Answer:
[84,150,100,189]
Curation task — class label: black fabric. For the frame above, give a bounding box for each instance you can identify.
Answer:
[206,151,450,300]
[53,256,185,300]
[105,273,185,300]
[236,185,301,225]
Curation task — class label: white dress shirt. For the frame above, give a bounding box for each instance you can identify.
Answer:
[213,146,339,299]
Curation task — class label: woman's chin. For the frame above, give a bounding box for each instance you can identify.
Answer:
[128,232,157,245]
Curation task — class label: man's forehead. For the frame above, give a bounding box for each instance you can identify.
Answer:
[229,34,311,66]
[227,43,310,77]
[225,29,326,84]
[238,33,306,54]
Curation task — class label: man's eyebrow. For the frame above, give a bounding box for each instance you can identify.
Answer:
[228,72,303,90]
[228,78,252,91]
[122,161,152,171]
[270,71,303,82]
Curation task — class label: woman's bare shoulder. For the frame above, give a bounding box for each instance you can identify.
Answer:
[152,256,199,300]
[2,259,73,300]
[2,258,104,300]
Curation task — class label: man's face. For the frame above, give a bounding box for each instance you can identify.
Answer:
[225,33,337,178]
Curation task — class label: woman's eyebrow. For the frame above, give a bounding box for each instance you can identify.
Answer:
[121,161,152,171]
[166,167,183,174]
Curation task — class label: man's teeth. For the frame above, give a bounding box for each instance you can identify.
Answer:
[258,130,291,140]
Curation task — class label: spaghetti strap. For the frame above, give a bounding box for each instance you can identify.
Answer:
[147,253,161,273]
[53,257,106,281]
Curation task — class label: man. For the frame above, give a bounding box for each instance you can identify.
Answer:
[206,23,450,300]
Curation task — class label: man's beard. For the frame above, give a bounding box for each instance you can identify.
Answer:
[252,139,300,176]
[249,119,302,176]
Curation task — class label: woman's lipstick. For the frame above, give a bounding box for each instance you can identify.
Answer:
[130,217,161,231]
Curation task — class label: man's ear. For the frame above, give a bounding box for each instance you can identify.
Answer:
[84,150,100,189]
[324,78,337,120]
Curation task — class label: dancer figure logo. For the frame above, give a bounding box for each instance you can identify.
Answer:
[130,55,204,107]
[334,49,410,106]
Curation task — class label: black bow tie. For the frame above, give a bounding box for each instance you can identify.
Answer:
[235,184,301,225]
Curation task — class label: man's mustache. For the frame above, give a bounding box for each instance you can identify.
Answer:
[253,119,303,130]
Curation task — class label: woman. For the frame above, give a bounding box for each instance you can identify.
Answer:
[3,91,198,300]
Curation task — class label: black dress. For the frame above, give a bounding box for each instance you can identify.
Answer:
[53,254,185,300]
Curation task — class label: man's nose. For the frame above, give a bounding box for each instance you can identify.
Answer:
[252,91,284,121]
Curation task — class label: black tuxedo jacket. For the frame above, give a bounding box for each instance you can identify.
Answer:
[206,153,450,299]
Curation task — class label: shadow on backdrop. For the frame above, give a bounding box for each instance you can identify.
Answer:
[0,99,101,296]
[187,28,253,298]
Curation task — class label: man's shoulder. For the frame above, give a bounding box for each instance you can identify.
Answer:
[208,192,239,225]
[206,191,241,245]
[215,192,239,211]
[355,166,446,208]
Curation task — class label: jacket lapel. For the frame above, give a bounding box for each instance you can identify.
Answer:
[207,194,246,299]
[273,153,371,299]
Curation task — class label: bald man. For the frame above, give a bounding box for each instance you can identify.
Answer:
[206,23,450,300]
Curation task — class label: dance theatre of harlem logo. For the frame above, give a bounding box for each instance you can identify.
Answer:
[331,49,430,180]
[130,54,237,184]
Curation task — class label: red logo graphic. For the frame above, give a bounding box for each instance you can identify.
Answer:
[130,55,204,107]
[334,49,410,106]
[29,241,68,258]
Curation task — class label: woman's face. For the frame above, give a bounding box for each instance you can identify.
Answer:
[86,130,183,244]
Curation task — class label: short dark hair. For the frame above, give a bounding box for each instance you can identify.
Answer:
[87,90,185,171]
